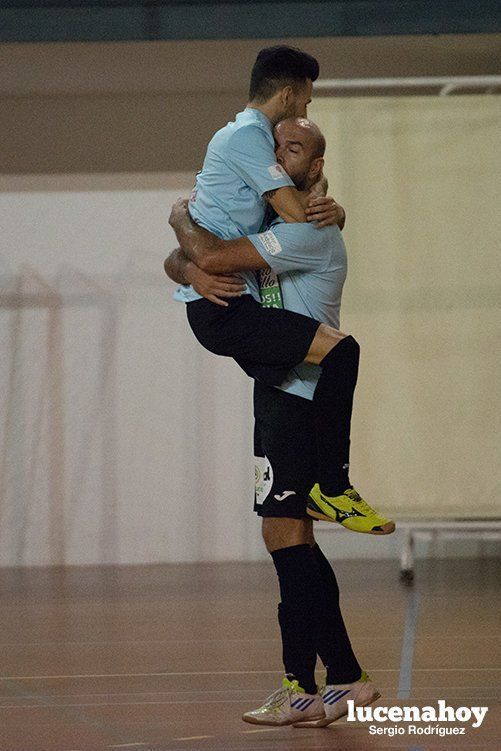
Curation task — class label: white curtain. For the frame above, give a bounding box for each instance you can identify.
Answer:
[310,95,501,518]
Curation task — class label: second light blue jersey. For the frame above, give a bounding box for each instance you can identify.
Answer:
[174,107,293,303]
[249,219,348,400]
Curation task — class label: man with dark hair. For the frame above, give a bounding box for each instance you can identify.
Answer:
[165,45,394,534]
[167,117,382,726]
[249,45,320,102]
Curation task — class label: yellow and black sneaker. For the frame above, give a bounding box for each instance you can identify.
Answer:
[307,485,395,535]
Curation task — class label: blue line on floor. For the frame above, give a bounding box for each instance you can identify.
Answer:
[397,588,421,700]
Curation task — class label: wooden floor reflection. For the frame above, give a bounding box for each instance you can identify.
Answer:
[0,557,499,751]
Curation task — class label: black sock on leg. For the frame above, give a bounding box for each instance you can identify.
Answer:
[310,543,362,685]
[270,544,322,695]
[313,335,360,496]
[271,542,362,691]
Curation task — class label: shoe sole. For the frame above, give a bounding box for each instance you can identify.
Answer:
[293,689,382,728]
[243,713,325,726]
[307,507,395,535]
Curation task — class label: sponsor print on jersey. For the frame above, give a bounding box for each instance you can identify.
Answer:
[258,230,283,256]
[268,163,288,180]
[255,455,273,506]
[258,267,284,309]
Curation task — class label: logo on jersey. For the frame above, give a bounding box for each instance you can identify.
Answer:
[259,230,282,256]
[258,267,284,309]
[268,163,288,180]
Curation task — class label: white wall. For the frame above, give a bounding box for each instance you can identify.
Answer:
[0,172,266,566]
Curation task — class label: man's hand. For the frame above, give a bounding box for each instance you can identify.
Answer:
[306,195,346,230]
[164,247,245,305]
[188,264,246,307]
[169,197,190,230]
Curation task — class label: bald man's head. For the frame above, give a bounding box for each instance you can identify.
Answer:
[273,117,326,190]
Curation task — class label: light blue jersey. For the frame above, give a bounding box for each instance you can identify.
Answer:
[174,108,293,303]
[249,219,347,401]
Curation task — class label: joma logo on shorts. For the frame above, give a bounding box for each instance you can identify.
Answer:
[274,491,297,501]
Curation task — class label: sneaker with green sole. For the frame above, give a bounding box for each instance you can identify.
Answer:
[242,677,325,726]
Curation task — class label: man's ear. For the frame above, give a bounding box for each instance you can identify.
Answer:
[280,85,294,106]
[309,157,324,182]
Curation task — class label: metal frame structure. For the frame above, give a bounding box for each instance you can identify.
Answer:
[315,75,501,95]
[0,266,120,566]
[399,520,501,584]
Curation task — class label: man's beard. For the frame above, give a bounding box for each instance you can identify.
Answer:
[275,101,301,123]
[292,173,309,191]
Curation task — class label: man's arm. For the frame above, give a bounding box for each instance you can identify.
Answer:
[169,199,332,277]
[164,247,193,285]
[265,186,306,223]
[169,201,269,275]
[267,184,345,229]
[164,247,246,306]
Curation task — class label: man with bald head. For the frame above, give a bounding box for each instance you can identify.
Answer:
[166,116,383,726]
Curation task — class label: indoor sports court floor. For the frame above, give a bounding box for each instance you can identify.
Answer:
[1,556,499,751]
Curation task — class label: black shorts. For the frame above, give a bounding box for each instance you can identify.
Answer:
[186,295,320,386]
[253,380,316,519]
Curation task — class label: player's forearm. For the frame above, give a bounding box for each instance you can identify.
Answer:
[174,221,262,274]
[169,201,267,274]
[265,186,307,223]
[164,248,195,285]
[171,212,222,267]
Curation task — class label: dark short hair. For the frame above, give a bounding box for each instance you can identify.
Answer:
[249,45,319,102]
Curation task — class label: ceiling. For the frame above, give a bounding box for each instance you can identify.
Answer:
[1,1,500,43]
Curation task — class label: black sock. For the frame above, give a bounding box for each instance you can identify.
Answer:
[311,543,362,685]
[313,335,360,495]
[270,544,321,695]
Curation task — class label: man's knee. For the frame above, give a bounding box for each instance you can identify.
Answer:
[262,517,313,553]
[306,323,346,365]
[306,324,359,366]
